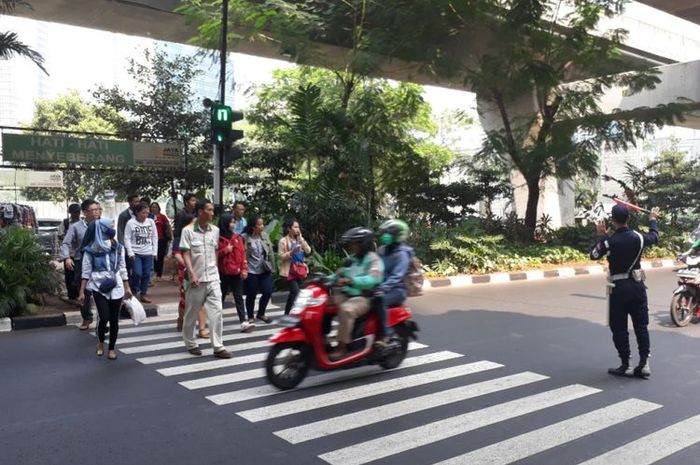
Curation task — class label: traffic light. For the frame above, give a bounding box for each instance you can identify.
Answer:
[211,103,232,144]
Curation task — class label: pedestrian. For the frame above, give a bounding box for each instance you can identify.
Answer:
[231,200,247,235]
[60,199,102,330]
[117,194,140,245]
[179,199,231,359]
[172,193,208,335]
[217,214,249,331]
[140,196,155,219]
[78,218,132,361]
[151,202,173,282]
[59,203,82,301]
[124,202,157,304]
[278,218,311,315]
[590,204,660,378]
[242,214,276,326]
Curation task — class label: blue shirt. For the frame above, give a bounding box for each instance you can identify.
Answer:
[233,216,247,235]
[590,221,658,275]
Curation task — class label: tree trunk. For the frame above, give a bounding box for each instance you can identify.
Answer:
[524,177,540,240]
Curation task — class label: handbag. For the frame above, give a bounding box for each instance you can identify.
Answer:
[289,261,309,281]
[97,250,118,294]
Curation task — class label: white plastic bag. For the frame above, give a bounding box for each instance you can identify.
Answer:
[123,297,147,326]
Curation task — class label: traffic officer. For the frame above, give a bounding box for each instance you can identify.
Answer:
[590,204,660,378]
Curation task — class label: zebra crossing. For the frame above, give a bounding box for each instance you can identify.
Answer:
[97,303,700,465]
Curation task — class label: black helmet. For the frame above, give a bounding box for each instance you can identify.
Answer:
[341,226,374,256]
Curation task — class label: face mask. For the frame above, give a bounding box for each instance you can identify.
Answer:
[380,233,394,246]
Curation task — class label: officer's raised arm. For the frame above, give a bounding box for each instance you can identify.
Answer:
[590,220,610,260]
[643,207,660,247]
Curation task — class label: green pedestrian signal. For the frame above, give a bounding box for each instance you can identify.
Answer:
[209,103,244,145]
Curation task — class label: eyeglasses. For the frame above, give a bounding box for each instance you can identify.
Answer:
[88,207,103,212]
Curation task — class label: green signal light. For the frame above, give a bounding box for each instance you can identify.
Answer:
[216,108,230,121]
[217,134,224,142]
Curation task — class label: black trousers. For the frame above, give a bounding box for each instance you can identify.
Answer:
[64,265,78,300]
[93,293,122,350]
[609,279,650,361]
[154,238,169,277]
[221,274,245,322]
[285,279,302,315]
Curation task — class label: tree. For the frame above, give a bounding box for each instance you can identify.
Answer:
[22,90,118,202]
[180,0,693,237]
[0,1,47,74]
[93,49,212,199]
[624,141,700,224]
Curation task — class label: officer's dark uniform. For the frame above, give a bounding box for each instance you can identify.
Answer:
[590,205,658,377]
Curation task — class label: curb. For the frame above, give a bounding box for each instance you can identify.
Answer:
[422,259,676,290]
[0,259,677,333]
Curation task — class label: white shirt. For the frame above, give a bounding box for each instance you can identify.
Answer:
[81,246,129,300]
[124,217,158,258]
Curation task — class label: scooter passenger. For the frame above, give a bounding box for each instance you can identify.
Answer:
[329,227,384,360]
[376,219,413,344]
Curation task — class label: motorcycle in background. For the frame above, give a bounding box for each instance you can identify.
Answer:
[670,258,700,327]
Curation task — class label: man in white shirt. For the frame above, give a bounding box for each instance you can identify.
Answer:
[179,199,231,359]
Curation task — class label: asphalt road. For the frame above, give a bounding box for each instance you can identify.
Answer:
[3,268,700,465]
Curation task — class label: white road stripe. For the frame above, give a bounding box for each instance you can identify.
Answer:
[207,348,453,406]
[115,307,282,335]
[578,413,700,465]
[276,371,548,444]
[318,384,601,465]
[157,352,268,376]
[180,367,266,390]
[118,326,278,345]
[239,361,503,423]
[137,329,338,365]
[160,341,427,377]
[120,332,274,354]
[436,398,662,465]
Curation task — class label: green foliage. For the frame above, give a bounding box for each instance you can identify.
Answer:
[0,1,47,74]
[22,90,119,202]
[0,226,62,318]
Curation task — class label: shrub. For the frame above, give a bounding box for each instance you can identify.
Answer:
[0,226,62,318]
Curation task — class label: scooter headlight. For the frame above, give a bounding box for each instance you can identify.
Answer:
[290,289,327,315]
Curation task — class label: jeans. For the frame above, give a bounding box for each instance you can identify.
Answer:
[221,274,246,323]
[379,289,406,338]
[609,279,650,360]
[245,272,273,319]
[131,255,154,297]
[73,259,93,321]
[94,292,122,350]
[285,279,302,315]
[154,239,168,277]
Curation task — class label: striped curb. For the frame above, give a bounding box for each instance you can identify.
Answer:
[422,259,676,289]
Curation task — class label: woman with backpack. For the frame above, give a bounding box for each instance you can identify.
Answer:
[78,218,132,360]
[278,218,311,314]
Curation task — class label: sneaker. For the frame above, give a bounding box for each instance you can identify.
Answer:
[240,321,254,333]
[608,364,633,377]
[634,359,651,378]
[214,349,232,359]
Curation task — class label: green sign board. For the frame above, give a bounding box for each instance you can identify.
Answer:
[1,133,183,169]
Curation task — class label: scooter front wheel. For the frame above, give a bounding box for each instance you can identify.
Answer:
[670,292,695,327]
[266,342,312,390]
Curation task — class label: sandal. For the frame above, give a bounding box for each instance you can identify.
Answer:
[198,330,210,339]
[96,343,104,357]
[79,320,92,331]
[107,350,118,360]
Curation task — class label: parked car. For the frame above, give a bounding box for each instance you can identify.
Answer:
[37,218,62,257]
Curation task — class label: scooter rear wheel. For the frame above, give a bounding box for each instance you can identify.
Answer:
[671,292,695,327]
[379,335,409,369]
[266,342,311,390]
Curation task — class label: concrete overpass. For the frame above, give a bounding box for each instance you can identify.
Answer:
[9,0,700,227]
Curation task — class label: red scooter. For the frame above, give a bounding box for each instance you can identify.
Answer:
[265,276,419,390]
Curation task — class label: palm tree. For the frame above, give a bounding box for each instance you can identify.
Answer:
[0,1,48,74]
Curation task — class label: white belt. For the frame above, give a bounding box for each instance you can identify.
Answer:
[609,273,631,282]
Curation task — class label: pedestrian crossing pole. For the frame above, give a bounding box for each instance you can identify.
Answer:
[213,0,229,213]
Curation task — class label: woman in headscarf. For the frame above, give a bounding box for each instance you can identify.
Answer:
[78,218,132,360]
[217,214,248,331]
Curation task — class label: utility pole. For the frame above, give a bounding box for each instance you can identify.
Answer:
[213,0,229,212]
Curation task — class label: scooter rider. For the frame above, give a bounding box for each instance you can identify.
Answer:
[376,219,412,343]
[330,227,384,360]
[590,204,660,378]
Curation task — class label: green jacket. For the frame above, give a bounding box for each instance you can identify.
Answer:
[242,232,276,274]
[335,251,384,297]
